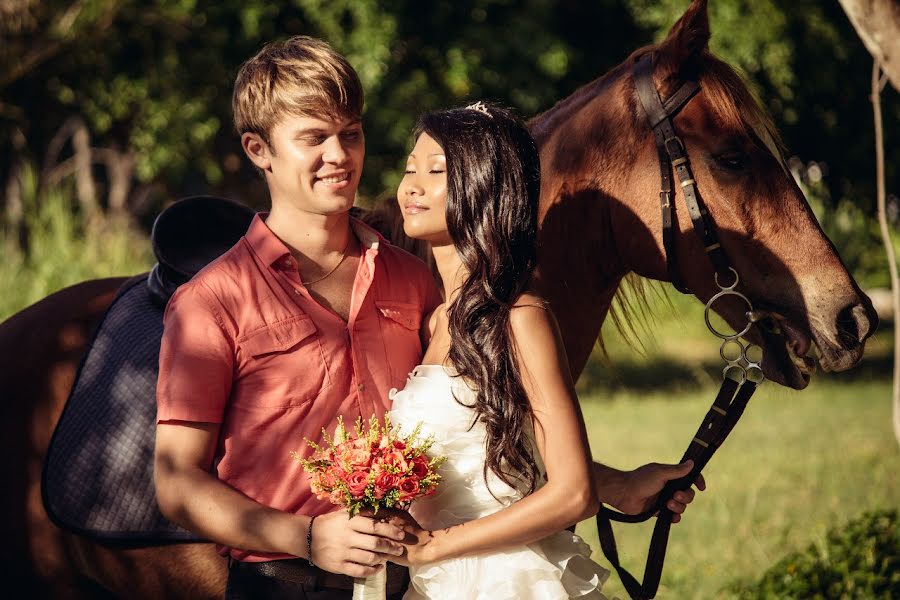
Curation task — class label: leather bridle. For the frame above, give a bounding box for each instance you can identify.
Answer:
[595,52,766,600]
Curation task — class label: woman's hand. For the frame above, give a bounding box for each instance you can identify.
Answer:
[359,508,439,566]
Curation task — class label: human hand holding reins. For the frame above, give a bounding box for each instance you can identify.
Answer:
[597,460,706,524]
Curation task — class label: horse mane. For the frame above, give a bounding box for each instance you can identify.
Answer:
[691,54,786,167]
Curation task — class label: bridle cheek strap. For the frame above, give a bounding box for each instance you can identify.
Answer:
[632,53,734,293]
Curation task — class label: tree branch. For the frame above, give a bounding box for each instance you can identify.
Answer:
[840,0,900,93]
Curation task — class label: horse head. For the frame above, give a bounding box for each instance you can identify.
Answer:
[531,0,878,390]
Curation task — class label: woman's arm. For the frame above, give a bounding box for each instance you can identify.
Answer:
[400,297,600,564]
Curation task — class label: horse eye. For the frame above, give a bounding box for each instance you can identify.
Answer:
[715,152,747,171]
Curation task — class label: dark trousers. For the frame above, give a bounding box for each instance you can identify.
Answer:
[225,558,409,600]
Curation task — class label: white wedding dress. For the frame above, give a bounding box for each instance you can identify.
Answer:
[388,364,610,600]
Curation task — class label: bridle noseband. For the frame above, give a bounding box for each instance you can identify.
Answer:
[595,52,766,600]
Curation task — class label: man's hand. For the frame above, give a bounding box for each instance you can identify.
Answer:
[601,460,706,524]
[310,510,407,577]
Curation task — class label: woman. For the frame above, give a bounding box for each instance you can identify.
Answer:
[386,101,610,599]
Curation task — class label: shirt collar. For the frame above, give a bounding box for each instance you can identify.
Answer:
[245,212,385,268]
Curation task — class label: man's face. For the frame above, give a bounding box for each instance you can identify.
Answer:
[247,113,365,216]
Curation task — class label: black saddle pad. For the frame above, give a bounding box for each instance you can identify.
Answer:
[42,276,203,544]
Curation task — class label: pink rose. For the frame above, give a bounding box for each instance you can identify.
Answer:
[373,471,400,499]
[346,470,370,498]
[329,488,345,504]
[344,448,373,469]
[317,467,339,489]
[349,438,369,450]
[383,449,408,472]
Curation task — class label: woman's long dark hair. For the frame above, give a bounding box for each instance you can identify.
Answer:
[416,102,542,494]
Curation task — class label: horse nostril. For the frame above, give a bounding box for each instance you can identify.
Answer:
[835,302,875,349]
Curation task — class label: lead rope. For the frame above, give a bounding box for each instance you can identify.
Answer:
[596,268,765,599]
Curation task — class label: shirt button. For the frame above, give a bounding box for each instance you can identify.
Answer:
[357,384,365,392]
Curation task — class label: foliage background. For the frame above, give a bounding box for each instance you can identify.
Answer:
[3,1,898,220]
[2,1,898,598]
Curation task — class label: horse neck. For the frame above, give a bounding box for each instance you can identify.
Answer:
[532,76,645,378]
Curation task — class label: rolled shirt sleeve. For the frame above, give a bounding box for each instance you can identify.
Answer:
[157,282,235,424]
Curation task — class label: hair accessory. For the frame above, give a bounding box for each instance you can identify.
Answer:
[465,101,492,118]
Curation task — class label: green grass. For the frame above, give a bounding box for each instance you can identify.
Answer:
[0,168,152,322]
[574,379,900,599]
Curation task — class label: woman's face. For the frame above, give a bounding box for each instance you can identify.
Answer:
[397,133,452,245]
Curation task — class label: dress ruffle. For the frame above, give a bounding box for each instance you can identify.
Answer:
[388,365,610,600]
[405,529,609,600]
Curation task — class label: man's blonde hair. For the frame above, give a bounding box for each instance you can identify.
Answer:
[232,36,363,143]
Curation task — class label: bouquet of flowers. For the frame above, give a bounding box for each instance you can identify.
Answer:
[292,415,445,599]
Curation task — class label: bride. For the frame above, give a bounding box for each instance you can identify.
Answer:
[383,101,608,598]
[380,101,704,599]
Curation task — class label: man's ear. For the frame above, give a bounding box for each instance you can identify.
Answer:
[241,132,272,172]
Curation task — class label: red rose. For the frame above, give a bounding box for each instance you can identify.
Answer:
[397,477,420,502]
[373,471,400,499]
[392,440,407,451]
[410,456,429,479]
[346,470,369,498]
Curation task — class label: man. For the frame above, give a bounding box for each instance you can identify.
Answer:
[154,36,439,599]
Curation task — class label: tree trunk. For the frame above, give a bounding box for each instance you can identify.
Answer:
[840,0,900,93]
[5,128,28,253]
[870,61,900,450]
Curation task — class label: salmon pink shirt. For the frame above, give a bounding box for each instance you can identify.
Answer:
[156,213,441,562]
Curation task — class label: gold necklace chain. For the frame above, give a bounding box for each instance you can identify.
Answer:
[301,234,355,286]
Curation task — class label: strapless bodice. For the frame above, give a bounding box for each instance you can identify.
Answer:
[387,364,541,529]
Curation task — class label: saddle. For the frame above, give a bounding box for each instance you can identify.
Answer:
[42,196,256,544]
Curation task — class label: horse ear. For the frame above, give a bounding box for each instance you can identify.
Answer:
[656,0,710,76]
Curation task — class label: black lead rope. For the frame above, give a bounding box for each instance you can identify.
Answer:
[594,53,764,599]
[596,377,758,599]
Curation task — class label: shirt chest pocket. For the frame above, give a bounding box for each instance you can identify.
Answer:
[236,315,332,409]
[375,300,423,385]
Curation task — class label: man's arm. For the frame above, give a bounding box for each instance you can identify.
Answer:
[153,285,404,575]
[154,422,405,576]
[592,460,706,524]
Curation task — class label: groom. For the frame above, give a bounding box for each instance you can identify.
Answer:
[154,35,703,600]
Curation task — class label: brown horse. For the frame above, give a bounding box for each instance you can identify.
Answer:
[0,0,877,596]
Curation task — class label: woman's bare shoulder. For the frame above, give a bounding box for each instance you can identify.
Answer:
[509,292,557,337]
[511,290,550,310]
